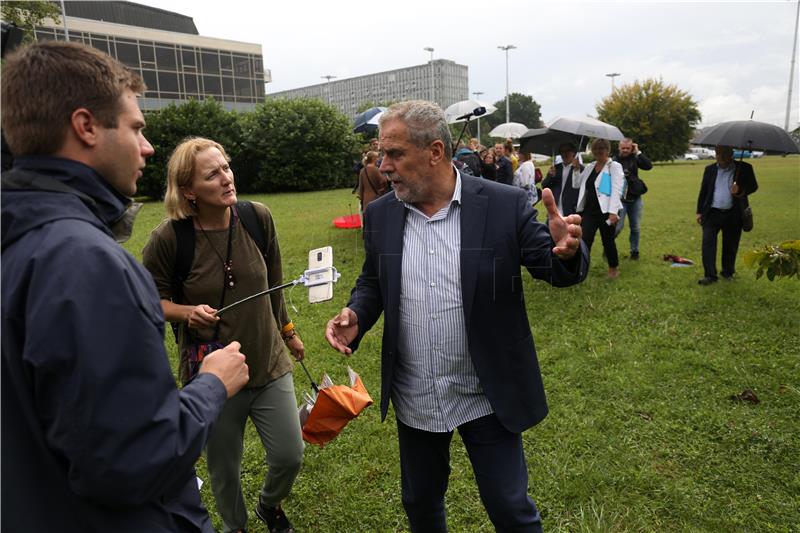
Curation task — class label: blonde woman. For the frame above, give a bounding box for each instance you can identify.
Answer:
[142,137,303,533]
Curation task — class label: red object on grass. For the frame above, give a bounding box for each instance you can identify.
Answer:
[333,214,362,229]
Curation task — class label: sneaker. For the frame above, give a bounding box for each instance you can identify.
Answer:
[607,267,619,279]
[697,277,717,285]
[630,251,639,260]
[255,504,295,533]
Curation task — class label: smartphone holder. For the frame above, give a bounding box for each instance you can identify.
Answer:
[216,267,341,316]
[300,266,341,288]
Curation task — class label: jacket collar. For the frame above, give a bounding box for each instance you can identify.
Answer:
[11,156,139,241]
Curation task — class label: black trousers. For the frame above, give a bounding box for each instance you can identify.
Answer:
[701,207,742,279]
[581,211,619,267]
[396,414,543,533]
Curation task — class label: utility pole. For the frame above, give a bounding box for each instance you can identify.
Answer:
[321,75,336,105]
[785,0,799,130]
[60,0,70,40]
[606,72,621,92]
[472,90,484,140]
[424,47,434,103]
[498,45,516,124]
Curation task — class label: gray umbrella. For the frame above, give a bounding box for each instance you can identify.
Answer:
[547,116,625,141]
[518,127,589,155]
[692,120,799,154]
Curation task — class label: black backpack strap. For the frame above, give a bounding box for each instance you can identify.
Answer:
[235,201,268,260]
[169,217,195,342]
[170,217,196,302]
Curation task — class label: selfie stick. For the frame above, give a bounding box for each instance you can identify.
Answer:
[215,266,341,317]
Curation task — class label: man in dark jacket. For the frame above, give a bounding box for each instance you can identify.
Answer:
[542,142,584,216]
[613,138,653,259]
[494,141,514,185]
[325,101,588,532]
[695,145,758,285]
[1,41,249,532]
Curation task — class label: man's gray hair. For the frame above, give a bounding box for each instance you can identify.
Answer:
[379,100,453,159]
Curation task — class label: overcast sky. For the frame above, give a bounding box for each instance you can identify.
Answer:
[137,0,799,129]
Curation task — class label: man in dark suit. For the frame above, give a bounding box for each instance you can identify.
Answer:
[494,141,514,185]
[696,145,758,285]
[542,142,584,216]
[325,100,588,532]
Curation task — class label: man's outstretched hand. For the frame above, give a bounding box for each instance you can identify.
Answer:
[325,307,359,355]
[542,188,582,259]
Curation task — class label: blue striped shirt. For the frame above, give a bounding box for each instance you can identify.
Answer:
[392,170,494,432]
[712,163,735,210]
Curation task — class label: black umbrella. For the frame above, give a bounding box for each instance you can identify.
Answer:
[692,120,799,154]
[518,127,588,155]
[353,107,386,134]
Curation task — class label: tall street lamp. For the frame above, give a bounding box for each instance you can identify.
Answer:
[605,72,621,92]
[321,75,337,105]
[472,90,484,140]
[423,47,434,103]
[498,45,516,124]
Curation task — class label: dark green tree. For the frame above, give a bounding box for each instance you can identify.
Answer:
[239,98,360,193]
[1,1,61,41]
[138,98,242,199]
[596,78,701,161]
[482,92,543,144]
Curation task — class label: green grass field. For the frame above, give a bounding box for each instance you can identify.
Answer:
[124,156,800,532]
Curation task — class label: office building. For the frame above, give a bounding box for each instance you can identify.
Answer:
[268,59,469,119]
[33,1,269,111]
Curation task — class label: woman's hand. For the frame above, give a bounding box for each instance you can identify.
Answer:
[187,304,219,329]
[285,333,305,361]
[607,213,620,226]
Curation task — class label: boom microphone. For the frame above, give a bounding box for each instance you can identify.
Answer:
[455,106,487,121]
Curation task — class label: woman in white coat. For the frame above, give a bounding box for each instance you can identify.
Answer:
[573,138,624,278]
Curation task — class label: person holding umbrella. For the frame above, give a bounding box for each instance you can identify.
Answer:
[142,138,305,533]
[543,142,584,216]
[574,138,625,278]
[695,145,758,285]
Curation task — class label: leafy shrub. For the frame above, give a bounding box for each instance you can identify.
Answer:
[743,240,800,280]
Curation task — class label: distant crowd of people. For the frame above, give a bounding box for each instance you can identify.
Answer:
[2,39,759,533]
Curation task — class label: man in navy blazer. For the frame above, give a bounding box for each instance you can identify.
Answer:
[326,101,588,532]
[696,145,758,284]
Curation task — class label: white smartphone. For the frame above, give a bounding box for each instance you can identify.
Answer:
[307,246,334,303]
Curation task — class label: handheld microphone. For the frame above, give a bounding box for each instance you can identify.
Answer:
[455,106,487,121]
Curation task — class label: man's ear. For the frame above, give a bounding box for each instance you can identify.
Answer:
[69,108,100,147]
[429,140,445,165]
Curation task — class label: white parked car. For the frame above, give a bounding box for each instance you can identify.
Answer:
[683,153,700,160]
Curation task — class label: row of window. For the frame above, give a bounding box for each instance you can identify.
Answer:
[35,28,265,104]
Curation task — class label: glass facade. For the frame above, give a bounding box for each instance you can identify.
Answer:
[34,27,265,108]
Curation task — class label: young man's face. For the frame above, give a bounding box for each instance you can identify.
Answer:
[494,144,505,157]
[92,90,154,197]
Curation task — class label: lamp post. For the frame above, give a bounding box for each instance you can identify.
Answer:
[321,75,337,105]
[472,90,484,140]
[785,0,799,130]
[59,0,70,40]
[498,45,516,124]
[423,47,434,103]
[605,72,621,92]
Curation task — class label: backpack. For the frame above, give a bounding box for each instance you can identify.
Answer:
[169,200,268,342]
[457,151,481,177]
